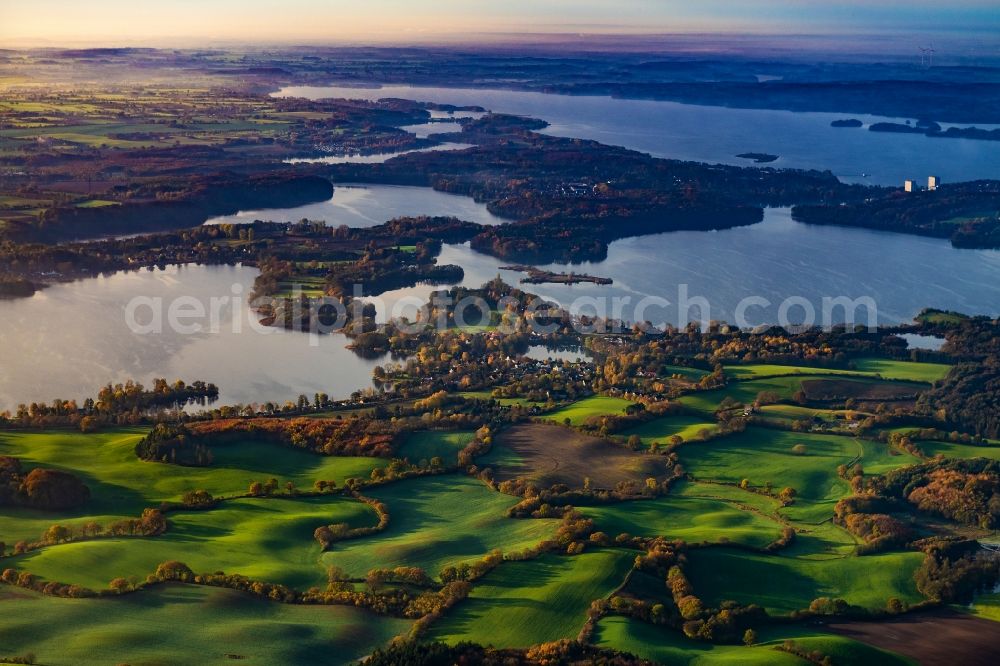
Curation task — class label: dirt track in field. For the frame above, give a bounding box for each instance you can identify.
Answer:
[490,422,669,490]
[824,608,1000,666]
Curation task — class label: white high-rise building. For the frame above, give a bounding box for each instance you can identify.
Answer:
[904,180,915,192]
[928,175,940,191]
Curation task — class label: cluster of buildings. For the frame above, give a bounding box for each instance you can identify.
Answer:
[904,175,940,192]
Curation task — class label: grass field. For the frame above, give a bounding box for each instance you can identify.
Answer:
[0,584,409,665]
[964,592,1000,622]
[681,373,931,416]
[13,495,377,590]
[0,429,386,543]
[429,550,634,648]
[458,391,547,408]
[661,365,710,381]
[678,376,813,413]
[724,364,870,380]
[917,440,1000,461]
[396,430,475,465]
[724,360,949,384]
[757,404,864,423]
[546,396,635,426]
[851,359,951,383]
[593,616,911,665]
[320,475,560,579]
[684,546,925,615]
[620,414,719,445]
[676,428,856,507]
[581,494,784,548]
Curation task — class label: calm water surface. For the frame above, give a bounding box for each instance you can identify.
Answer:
[277,84,1000,186]
[284,142,473,164]
[4,89,1000,408]
[370,208,1000,328]
[0,265,386,410]
[205,184,507,227]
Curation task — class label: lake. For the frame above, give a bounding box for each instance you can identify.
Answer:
[4,87,1000,410]
[205,183,507,228]
[0,265,387,411]
[366,208,1000,328]
[284,142,474,164]
[276,84,1000,186]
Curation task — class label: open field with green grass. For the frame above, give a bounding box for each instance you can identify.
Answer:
[620,414,719,445]
[681,374,930,416]
[916,440,1000,461]
[678,376,812,413]
[458,391,547,408]
[0,584,409,665]
[685,546,925,615]
[724,360,949,384]
[13,495,376,590]
[676,428,856,505]
[545,395,635,426]
[757,404,865,423]
[320,475,560,579]
[0,429,385,542]
[429,550,634,647]
[594,616,911,665]
[724,364,872,380]
[851,359,951,383]
[581,494,784,547]
[963,592,1000,622]
[396,429,474,465]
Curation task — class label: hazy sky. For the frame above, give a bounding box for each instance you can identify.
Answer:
[2,0,998,44]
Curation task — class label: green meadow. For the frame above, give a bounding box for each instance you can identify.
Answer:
[963,591,1000,622]
[684,547,925,616]
[582,494,784,548]
[661,365,710,381]
[0,584,409,665]
[396,430,475,465]
[851,359,951,383]
[916,440,1000,461]
[593,616,911,665]
[546,396,635,425]
[459,391,547,408]
[724,359,949,384]
[620,414,720,444]
[429,550,634,647]
[675,428,856,507]
[13,495,376,591]
[724,364,870,380]
[757,404,855,422]
[320,475,560,579]
[0,429,385,543]
[678,376,813,413]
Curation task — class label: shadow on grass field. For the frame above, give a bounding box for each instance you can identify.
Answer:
[0,583,409,665]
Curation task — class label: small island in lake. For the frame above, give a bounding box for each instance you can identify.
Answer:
[831,118,864,128]
[500,264,613,285]
[735,152,779,163]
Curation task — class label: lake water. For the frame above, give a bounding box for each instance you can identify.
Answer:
[524,345,591,363]
[367,208,1000,328]
[284,142,474,164]
[0,265,387,411]
[205,184,507,228]
[4,88,1000,409]
[277,84,1000,186]
[899,333,947,351]
[398,120,464,138]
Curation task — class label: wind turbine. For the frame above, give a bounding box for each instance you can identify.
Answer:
[919,44,936,68]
